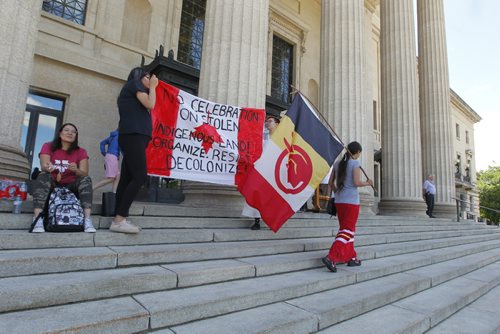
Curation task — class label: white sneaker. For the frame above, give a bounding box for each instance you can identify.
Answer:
[32,217,45,233]
[84,218,97,233]
[109,220,141,234]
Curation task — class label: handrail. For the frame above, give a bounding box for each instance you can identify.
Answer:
[452,197,500,223]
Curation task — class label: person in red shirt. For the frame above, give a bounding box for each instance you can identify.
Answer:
[31,123,96,233]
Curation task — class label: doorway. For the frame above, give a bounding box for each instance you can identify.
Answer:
[20,91,64,172]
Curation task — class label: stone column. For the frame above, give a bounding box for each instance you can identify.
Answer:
[320,0,374,213]
[0,1,41,179]
[379,0,427,216]
[417,0,455,217]
[182,0,268,208]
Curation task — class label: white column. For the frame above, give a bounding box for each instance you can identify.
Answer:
[198,0,268,107]
[379,0,427,216]
[320,0,374,213]
[182,0,269,208]
[0,1,41,179]
[417,0,456,217]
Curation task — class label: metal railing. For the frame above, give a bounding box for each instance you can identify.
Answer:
[452,197,500,224]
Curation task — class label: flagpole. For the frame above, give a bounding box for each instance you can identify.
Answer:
[289,86,375,191]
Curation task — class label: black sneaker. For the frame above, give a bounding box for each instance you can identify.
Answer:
[321,256,337,272]
[250,218,261,230]
[347,258,362,266]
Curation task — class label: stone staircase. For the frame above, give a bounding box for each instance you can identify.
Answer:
[1,202,500,333]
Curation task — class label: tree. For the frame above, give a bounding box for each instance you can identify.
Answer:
[477,166,500,224]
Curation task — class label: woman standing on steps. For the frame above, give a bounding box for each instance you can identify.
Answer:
[322,141,373,272]
[243,115,280,230]
[111,67,158,234]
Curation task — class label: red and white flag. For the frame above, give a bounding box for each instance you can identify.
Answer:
[146,81,265,185]
[238,94,344,232]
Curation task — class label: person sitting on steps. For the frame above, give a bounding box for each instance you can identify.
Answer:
[31,123,96,233]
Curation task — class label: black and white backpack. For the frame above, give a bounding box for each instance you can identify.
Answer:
[44,187,85,232]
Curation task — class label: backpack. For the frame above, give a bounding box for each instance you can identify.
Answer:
[30,187,85,232]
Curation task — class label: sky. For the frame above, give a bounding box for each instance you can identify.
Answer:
[443,0,500,171]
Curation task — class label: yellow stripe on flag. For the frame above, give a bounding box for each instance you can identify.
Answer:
[271,115,331,189]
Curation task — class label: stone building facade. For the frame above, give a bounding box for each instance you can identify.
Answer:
[0,0,480,218]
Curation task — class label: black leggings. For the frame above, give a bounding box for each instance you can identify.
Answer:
[115,134,150,217]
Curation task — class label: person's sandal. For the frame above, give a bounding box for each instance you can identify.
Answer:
[347,258,362,266]
[321,256,337,272]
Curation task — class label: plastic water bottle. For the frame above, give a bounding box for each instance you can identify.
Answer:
[12,196,22,214]
[19,182,28,201]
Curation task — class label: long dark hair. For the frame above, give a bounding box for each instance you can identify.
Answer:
[51,123,80,153]
[336,141,362,191]
[118,67,150,105]
[127,67,149,82]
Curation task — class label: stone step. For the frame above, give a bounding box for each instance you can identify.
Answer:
[133,247,500,329]
[168,302,318,334]
[314,264,500,333]
[427,284,500,333]
[0,221,499,333]
[6,241,500,315]
[0,265,177,313]
[2,232,499,279]
[163,258,500,333]
[111,230,500,267]
[1,221,498,250]
[0,297,149,334]
[0,212,483,230]
[0,247,117,278]
[0,240,500,312]
[172,258,500,334]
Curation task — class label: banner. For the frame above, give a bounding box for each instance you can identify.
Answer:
[146,81,265,185]
[238,93,344,232]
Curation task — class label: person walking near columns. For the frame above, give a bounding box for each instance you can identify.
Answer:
[423,174,436,218]
[322,141,373,272]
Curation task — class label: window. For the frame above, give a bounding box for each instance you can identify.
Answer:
[177,0,207,69]
[373,101,378,131]
[271,35,294,104]
[455,123,460,139]
[21,91,65,171]
[465,130,469,144]
[42,0,88,25]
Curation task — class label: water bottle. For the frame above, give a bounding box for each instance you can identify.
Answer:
[19,182,28,201]
[12,196,22,214]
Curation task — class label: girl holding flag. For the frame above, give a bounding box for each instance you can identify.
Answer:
[322,141,373,272]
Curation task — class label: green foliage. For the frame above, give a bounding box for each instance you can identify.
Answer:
[477,166,500,224]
